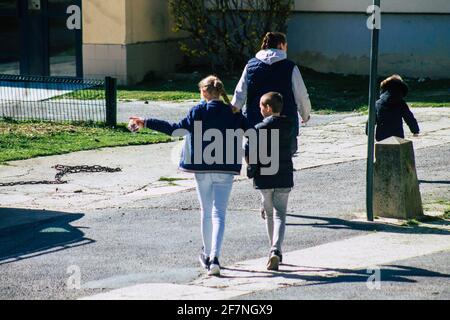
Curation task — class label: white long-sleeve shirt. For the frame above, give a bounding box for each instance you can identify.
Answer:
[231,49,312,123]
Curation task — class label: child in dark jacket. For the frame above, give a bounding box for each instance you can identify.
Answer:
[375,75,420,142]
[246,92,295,271]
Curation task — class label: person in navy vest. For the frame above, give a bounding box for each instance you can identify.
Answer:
[231,32,312,154]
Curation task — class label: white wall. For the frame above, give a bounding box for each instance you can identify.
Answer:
[287,12,450,78]
[294,0,450,13]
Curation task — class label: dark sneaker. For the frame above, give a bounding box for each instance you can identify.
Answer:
[199,253,210,270]
[267,250,281,271]
[272,250,283,263]
[208,257,221,277]
[260,208,266,220]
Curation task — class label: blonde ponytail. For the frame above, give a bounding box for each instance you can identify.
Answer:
[199,75,232,106]
[220,88,231,105]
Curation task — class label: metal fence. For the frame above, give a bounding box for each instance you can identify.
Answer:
[0,75,117,126]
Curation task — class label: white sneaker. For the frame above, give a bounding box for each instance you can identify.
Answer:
[208,257,221,277]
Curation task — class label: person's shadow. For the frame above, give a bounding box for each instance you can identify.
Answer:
[286,214,450,235]
[0,208,94,265]
[218,213,450,285]
[221,264,450,287]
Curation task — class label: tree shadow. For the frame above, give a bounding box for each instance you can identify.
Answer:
[0,208,94,265]
[419,180,450,185]
[222,264,450,287]
[285,214,450,235]
[300,264,450,287]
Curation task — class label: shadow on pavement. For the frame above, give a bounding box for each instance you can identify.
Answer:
[0,208,94,265]
[419,180,450,185]
[286,214,450,235]
[299,264,450,287]
[223,264,450,286]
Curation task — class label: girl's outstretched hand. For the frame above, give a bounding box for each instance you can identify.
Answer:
[128,116,145,132]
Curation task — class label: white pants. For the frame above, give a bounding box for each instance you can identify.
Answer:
[259,188,291,253]
[194,173,234,259]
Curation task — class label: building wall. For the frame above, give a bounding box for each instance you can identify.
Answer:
[124,0,186,84]
[294,0,450,13]
[82,0,185,84]
[83,0,127,44]
[82,0,450,82]
[287,4,450,79]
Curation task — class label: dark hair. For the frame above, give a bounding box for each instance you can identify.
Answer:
[261,32,287,50]
[261,92,284,113]
[380,74,409,97]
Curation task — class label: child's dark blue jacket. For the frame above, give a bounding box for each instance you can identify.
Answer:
[246,115,295,189]
[375,89,420,142]
[145,100,246,175]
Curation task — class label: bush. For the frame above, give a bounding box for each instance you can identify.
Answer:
[170,0,294,72]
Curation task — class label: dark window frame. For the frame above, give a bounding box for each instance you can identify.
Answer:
[0,0,83,77]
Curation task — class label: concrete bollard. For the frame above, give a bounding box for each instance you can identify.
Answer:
[374,137,423,219]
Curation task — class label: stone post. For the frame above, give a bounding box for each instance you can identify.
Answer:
[374,137,423,219]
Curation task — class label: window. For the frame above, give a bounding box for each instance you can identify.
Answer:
[0,1,20,75]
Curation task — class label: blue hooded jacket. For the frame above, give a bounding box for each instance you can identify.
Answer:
[145,100,246,175]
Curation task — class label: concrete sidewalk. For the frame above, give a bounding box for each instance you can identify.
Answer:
[0,107,449,214]
[82,222,450,300]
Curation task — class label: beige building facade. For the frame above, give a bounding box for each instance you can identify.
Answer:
[81,0,450,83]
[82,0,186,84]
[0,1,448,83]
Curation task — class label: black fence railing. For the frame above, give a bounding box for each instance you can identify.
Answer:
[0,75,117,126]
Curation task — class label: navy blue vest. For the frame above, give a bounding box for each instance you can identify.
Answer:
[245,58,298,128]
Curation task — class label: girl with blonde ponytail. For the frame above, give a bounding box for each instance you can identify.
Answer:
[198,75,232,106]
[128,75,245,277]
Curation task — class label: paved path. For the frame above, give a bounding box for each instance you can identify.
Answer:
[1,107,449,212]
[1,143,448,300]
[1,104,449,300]
[83,226,450,300]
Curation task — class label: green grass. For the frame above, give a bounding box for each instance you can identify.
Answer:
[111,68,450,113]
[399,201,450,226]
[115,76,240,102]
[5,69,446,165]
[158,177,189,182]
[402,219,421,227]
[299,68,450,112]
[158,176,190,186]
[0,120,172,164]
[58,68,450,113]
[443,208,450,220]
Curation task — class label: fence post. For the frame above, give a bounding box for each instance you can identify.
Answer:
[105,76,117,127]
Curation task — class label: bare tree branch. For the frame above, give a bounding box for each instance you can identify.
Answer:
[169,0,293,72]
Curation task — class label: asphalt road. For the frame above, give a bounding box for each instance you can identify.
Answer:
[0,143,448,300]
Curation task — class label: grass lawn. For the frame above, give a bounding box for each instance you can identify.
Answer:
[0,120,172,164]
[115,68,450,113]
[2,69,448,164]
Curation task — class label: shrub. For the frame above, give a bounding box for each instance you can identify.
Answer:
[170,0,294,72]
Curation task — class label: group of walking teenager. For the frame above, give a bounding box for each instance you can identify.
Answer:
[128,32,420,277]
